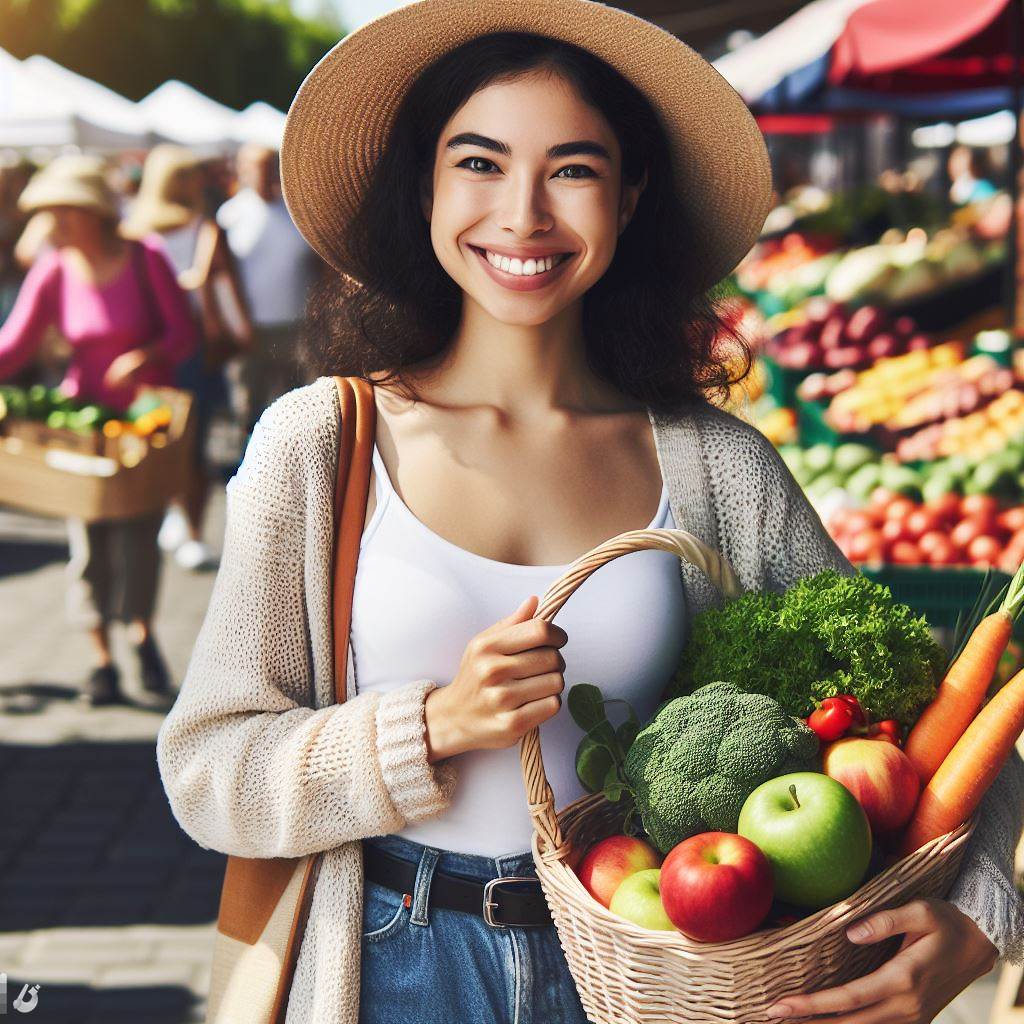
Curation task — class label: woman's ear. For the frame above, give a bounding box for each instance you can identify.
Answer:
[618,167,648,235]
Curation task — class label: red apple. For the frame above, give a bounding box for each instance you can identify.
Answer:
[822,737,919,835]
[577,835,663,908]
[659,832,773,942]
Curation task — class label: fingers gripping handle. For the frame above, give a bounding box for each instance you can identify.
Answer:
[518,527,740,863]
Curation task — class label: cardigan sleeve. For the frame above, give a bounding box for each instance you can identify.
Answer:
[155,393,457,859]
[756,422,1024,963]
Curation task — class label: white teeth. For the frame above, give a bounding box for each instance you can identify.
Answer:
[482,249,565,276]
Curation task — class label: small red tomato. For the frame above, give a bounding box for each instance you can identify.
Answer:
[890,540,923,564]
[928,538,961,565]
[905,508,939,539]
[870,487,897,510]
[997,508,1024,534]
[925,492,962,525]
[884,497,917,523]
[880,519,906,544]
[968,535,1002,566]
[807,699,855,742]
[833,693,867,727]
[950,517,988,551]
[918,530,948,556]
[848,529,884,563]
[961,494,999,523]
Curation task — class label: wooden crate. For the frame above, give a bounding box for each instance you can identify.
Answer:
[0,387,194,523]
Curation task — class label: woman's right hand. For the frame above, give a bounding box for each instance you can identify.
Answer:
[424,594,568,763]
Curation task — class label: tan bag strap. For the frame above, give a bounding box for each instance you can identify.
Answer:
[266,375,376,1023]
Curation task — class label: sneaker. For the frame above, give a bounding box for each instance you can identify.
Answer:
[174,539,218,571]
[158,506,190,553]
[79,664,123,707]
[135,637,173,696]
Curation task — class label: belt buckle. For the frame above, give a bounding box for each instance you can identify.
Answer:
[482,876,538,928]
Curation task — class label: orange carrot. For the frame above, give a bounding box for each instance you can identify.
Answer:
[904,560,1024,786]
[899,665,1024,857]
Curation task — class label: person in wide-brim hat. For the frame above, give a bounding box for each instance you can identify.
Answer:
[156,4,1011,1024]
[122,143,206,237]
[18,153,119,221]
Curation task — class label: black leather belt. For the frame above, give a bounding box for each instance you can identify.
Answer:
[363,842,553,928]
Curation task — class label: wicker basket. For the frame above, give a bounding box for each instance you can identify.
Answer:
[518,526,977,1024]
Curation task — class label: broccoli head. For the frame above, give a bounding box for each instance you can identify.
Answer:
[622,681,819,854]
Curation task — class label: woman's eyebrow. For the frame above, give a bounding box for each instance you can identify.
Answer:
[445,132,611,161]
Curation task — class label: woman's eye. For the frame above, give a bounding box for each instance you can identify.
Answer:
[456,158,596,179]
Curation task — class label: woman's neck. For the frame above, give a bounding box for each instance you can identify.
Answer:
[418,297,640,421]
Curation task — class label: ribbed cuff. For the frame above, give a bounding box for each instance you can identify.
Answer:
[949,878,1024,966]
[375,679,458,823]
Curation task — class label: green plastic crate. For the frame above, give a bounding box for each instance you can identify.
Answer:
[862,565,1011,631]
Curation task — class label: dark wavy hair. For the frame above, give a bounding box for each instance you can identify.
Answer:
[300,31,749,415]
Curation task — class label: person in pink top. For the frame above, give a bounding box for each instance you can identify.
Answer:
[0,154,198,706]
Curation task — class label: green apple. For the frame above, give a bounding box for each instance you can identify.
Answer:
[737,772,871,909]
[608,868,676,930]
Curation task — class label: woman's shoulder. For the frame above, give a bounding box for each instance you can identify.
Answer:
[228,376,340,513]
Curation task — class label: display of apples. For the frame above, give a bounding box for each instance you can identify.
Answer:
[737,772,872,909]
[576,835,663,909]
[766,299,928,373]
[828,490,1024,572]
[607,868,677,931]
[822,738,920,835]
[658,832,773,942]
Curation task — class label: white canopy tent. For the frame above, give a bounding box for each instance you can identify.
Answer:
[20,54,158,147]
[911,109,1017,150]
[0,47,148,150]
[137,80,242,152]
[232,101,287,149]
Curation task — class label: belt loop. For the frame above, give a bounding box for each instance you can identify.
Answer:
[410,846,440,927]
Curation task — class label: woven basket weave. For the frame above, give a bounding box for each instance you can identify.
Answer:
[517,527,976,1024]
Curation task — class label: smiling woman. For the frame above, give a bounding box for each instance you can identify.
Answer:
[299,31,749,415]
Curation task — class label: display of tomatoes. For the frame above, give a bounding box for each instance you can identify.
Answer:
[830,491,1024,570]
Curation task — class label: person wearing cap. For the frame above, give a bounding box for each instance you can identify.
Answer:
[124,143,254,573]
[156,4,1022,1023]
[0,154,199,707]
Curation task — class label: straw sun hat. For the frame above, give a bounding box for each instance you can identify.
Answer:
[281,0,772,291]
[18,154,119,220]
[122,143,204,236]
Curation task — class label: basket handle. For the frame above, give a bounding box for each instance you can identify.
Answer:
[518,526,742,865]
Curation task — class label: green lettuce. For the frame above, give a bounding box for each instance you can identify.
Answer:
[669,570,944,730]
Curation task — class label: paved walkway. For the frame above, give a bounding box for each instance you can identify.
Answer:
[0,444,1009,1022]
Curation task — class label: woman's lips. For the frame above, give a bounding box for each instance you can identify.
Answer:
[470,245,575,292]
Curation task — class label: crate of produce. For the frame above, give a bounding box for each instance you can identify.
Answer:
[0,387,193,523]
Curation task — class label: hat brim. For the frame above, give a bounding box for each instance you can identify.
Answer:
[18,178,118,220]
[281,0,771,292]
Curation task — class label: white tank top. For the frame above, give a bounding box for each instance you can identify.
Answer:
[350,440,686,857]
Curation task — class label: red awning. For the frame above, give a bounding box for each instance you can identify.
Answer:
[828,0,1019,93]
[756,114,839,134]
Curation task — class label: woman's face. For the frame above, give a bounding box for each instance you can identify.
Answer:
[48,206,106,248]
[424,69,644,327]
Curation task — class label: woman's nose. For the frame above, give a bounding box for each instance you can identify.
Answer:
[498,173,553,237]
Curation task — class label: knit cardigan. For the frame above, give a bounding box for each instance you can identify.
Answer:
[156,375,1024,1024]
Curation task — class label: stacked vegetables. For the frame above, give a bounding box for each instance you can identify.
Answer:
[569,564,1024,941]
[0,385,175,457]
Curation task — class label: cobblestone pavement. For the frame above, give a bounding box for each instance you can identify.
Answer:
[0,424,1009,1023]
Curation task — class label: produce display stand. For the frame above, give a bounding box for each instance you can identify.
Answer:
[0,387,193,523]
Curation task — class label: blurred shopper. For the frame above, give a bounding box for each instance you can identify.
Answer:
[125,144,253,571]
[949,145,998,206]
[216,142,317,433]
[0,155,198,706]
[0,157,34,319]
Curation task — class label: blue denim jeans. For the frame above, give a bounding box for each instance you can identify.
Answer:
[359,834,592,1024]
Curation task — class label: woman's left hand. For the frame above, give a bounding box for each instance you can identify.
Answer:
[764,899,998,1022]
[102,347,156,391]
